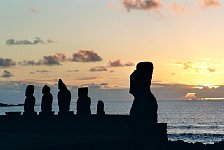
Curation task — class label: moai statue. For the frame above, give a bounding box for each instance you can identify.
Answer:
[77,87,91,116]
[129,62,158,148]
[97,100,105,116]
[24,85,36,115]
[41,85,53,114]
[58,79,71,113]
[130,62,157,123]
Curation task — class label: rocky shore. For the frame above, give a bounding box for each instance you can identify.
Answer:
[166,140,224,150]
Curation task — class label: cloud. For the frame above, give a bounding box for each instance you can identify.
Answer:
[5,37,55,45]
[43,55,60,65]
[1,70,14,78]
[77,77,99,81]
[31,7,39,13]
[46,39,55,43]
[123,0,160,12]
[89,66,108,72]
[19,58,60,66]
[108,60,135,67]
[80,83,108,89]
[207,67,216,72]
[20,51,102,66]
[36,70,49,73]
[6,37,45,45]
[0,58,16,67]
[169,3,187,14]
[121,0,220,14]
[175,61,200,72]
[19,53,66,66]
[151,82,193,100]
[183,62,193,70]
[42,53,67,65]
[175,61,218,73]
[185,92,197,100]
[100,83,109,86]
[70,50,102,62]
[192,85,224,100]
[201,0,221,7]
[67,70,79,72]
[18,60,41,66]
[108,60,122,67]
[150,82,224,100]
[124,62,135,66]
[42,53,66,65]
[54,53,67,62]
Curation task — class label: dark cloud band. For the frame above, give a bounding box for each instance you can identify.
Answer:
[123,0,160,12]
[0,58,16,67]
[108,60,134,67]
[6,37,54,45]
[89,66,107,72]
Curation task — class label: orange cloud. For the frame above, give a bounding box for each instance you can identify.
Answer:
[207,67,216,72]
[169,3,187,14]
[201,0,221,7]
[121,0,221,14]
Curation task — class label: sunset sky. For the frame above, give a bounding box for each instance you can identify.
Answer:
[1,0,224,100]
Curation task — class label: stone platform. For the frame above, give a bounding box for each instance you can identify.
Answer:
[0,113,167,150]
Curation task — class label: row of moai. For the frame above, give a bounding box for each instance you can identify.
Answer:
[23,79,105,116]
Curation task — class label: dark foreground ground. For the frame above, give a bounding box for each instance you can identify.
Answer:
[0,114,223,150]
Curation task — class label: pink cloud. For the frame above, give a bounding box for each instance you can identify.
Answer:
[169,3,186,14]
[201,0,221,7]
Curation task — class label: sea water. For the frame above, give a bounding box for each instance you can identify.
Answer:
[0,88,224,144]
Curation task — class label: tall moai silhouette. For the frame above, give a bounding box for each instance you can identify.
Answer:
[129,62,158,148]
[77,87,91,116]
[58,79,71,113]
[41,85,53,113]
[24,85,36,114]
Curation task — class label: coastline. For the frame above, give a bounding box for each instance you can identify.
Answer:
[0,114,223,150]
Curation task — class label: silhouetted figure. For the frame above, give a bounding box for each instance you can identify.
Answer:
[24,85,35,113]
[130,62,158,122]
[129,62,158,149]
[97,100,105,115]
[77,87,91,115]
[58,79,71,113]
[41,85,53,113]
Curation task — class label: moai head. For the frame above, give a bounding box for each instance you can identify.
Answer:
[58,79,67,91]
[42,85,50,94]
[97,100,104,109]
[78,87,88,98]
[136,62,153,78]
[25,85,34,97]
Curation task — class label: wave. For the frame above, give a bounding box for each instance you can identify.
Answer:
[169,133,224,137]
[168,133,224,144]
[168,125,224,130]
[0,103,23,107]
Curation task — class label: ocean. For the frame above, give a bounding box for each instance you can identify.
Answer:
[0,87,224,144]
